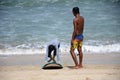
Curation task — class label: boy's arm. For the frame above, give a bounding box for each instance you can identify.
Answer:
[71,19,77,45]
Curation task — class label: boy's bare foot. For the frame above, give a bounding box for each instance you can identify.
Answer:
[78,65,83,68]
[73,66,79,69]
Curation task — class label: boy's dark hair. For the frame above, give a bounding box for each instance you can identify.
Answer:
[72,7,80,14]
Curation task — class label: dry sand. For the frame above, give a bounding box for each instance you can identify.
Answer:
[0,65,120,80]
[0,53,120,80]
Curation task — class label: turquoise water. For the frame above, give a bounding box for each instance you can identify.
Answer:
[0,0,120,55]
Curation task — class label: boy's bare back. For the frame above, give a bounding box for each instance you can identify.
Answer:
[73,15,84,36]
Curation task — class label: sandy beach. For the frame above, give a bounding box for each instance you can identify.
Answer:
[0,53,120,80]
[0,64,120,80]
[0,0,120,80]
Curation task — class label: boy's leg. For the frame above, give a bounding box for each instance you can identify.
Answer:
[77,41,83,68]
[53,47,56,63]
[53,54,56,63]
[48,45,53,62]
[70,46,78,68]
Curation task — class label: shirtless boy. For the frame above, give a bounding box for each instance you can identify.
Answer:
[70,7,84,69]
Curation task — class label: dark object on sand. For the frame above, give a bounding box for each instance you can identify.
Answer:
[42,62,63,69]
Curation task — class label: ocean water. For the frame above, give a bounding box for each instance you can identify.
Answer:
[0,0,120,55]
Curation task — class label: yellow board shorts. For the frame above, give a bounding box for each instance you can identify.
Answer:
[72,40,83,49]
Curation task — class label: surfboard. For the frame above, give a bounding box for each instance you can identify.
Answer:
[42,62,63,69]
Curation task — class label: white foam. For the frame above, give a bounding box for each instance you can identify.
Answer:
[0,49,45,55]
[60,43,120,54]
[0,43,120,55]
[83,43,120,53]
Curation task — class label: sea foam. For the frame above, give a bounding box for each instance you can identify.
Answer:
[0,43,120,55]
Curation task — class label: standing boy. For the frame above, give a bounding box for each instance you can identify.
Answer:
[70,7,84,68]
